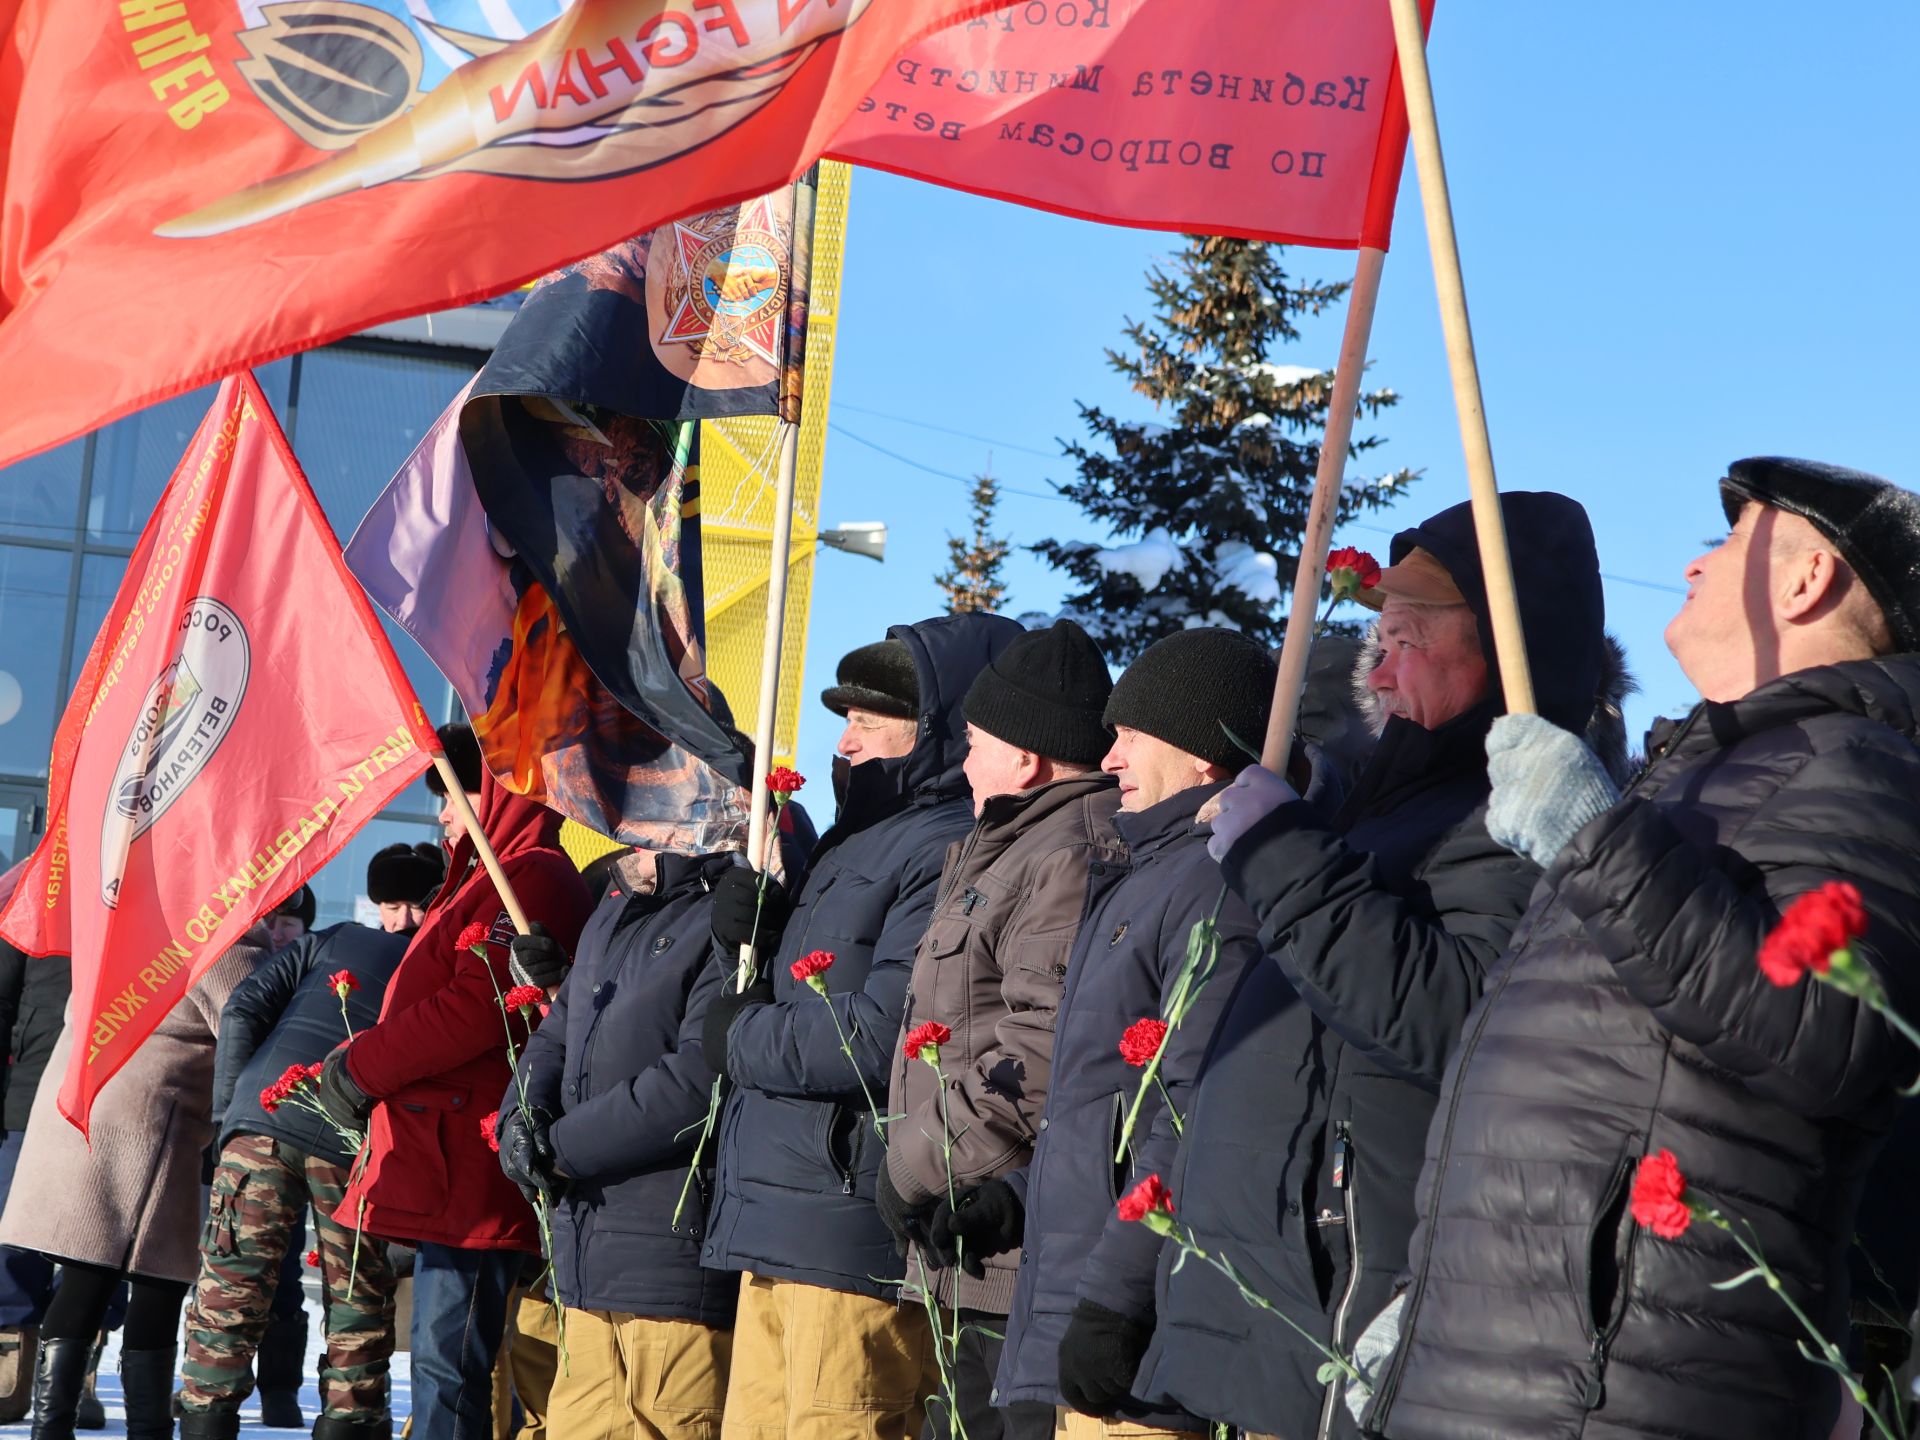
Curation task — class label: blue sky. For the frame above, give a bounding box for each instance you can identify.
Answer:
[790,3,1920,787]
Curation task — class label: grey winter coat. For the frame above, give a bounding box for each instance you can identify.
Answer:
[1372,658,1920,1440]
[0,928,267,1282]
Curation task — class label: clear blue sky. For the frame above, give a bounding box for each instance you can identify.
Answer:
[791,3,1920,788]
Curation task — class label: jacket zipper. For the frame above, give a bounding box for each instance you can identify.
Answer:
[1581,1146,1643,1411]
[1317,1121,1361,1440]
[1368,948,1524,1429]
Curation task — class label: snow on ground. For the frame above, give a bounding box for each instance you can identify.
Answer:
[0,1284,414,1439]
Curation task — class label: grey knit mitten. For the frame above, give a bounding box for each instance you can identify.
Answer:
[1485,713,1621,870]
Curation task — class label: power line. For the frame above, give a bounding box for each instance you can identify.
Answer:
[833,402,1061,459]
[827,423,1069,502]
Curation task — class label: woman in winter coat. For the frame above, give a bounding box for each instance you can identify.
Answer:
[0,924,269,1440]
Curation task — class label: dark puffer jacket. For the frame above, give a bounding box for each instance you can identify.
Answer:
[513,851,738,1325]
[0,941,69,1134]
[1372,658,1920,1440]
[996,781,1262,1427]
[1139,492,1625,1439]
[702,612,1022,1299]
[215,923,409,1164]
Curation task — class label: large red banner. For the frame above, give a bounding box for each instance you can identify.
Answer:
[0,374,438,1132]
[827,0,1425,247]
[0,0,993,470]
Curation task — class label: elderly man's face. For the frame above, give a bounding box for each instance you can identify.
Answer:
[1102,726,1215,812]
[836,705,917,765]
[1367,600,1490,730]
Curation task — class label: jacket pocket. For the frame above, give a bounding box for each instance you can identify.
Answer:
[820,1103,863,1194]
[1580,1137,1644,1410]
[392,1079,472,1115]
[1106,1090,1128,1201]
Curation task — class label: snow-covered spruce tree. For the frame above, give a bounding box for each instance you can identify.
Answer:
[936,466,1011,614]
[1034,235,1416,662]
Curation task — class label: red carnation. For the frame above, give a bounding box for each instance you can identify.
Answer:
[456,922,489,953]
[1117,1173,1176,1224]
[1758,882,1869,988]
[1118,1018,1169,1068]
[1325,546,1382,602]
[304,1249,320,1268]
[1630,1148,1693,1240]
[481,1111,501,1153]
[305,1062,326,1080]
[502,984,546,1016]
[329,970,358,998]
[767,767,806,796]
[903,1021,952,1063]
[790,950,835,993]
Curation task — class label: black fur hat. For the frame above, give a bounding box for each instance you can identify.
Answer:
[423,723,484,797]
[1721,457,1920,653]
[366,843,445,906]
[270,884,315,930]
[820,638,919,719]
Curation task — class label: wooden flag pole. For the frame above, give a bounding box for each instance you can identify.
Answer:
[1386,0,1535,714]
[736,168,821,990]
[1260,244,1387,772]
[431,751,532,935]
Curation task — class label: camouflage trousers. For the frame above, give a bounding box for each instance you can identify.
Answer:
[181,1133,398,1422]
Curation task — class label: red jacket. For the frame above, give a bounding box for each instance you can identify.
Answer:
[337,772,592,1251]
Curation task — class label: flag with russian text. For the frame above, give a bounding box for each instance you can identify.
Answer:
[0,0,997,470]
[344,384,753,856]
[827,0,1429,247]
[0,373,438,1134]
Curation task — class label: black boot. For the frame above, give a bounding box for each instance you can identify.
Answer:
[73,1334,104,1431]
[256,1308,307,1429]
[120,1346,178,1440]
[177,1410,242,1440]
[27,1335,90,1440]
[311,1415,393,1440]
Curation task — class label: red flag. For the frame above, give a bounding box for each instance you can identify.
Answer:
[0,373,438,1133]
[827,0,1427,247]
[0,0,993,470]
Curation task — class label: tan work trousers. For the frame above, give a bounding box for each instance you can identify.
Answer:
[1054,1412,1205,1439]
[719,1272,937,1440]
[541,1306,731,1440]
[491,1287,561,1440]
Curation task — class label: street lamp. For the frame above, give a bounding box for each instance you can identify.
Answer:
[819,521,886,563]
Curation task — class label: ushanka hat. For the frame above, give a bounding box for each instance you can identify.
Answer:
[1721,457,1920,653]
[962,619,1114,766]
[422,722,483,796]
[366,843,445,906]
[820,638,919,719]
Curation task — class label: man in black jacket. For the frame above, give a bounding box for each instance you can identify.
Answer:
[1356,460,1920,1440]
[178,843,443,1440]
[498,843,745,1439]
[1133,494,1623,1440]
[698,613,1021,1440]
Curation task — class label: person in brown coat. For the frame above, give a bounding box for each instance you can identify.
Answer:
[877,619,1125,1440]
[0,924,270,1440]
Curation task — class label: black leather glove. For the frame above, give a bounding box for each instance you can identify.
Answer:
[926,1179,1024,1278]
[710,867,791,952]
[875,1163,935,1258]
[508,921,568,991]
[699,976,774,1077]
[1057,1300,1154,1419]
[314,1049,374,1129]
[498,1104,566,1208]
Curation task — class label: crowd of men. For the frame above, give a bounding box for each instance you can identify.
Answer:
[1,458,1918,1440]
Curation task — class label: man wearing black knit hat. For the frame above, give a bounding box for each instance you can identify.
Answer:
[986,627,1282,1440]
[875,619,1125,1440]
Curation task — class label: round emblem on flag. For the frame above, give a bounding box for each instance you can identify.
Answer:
[99,598,252,908]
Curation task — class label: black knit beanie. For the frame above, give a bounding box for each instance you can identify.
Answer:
[423,722,483,796]
[961,619,1114,766]
[1103,628,1278,771]
[366,842,446,905]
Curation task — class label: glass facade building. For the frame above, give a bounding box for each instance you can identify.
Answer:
[0,309,514,928]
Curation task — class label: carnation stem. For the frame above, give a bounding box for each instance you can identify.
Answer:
[1115,888,1225,1162]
